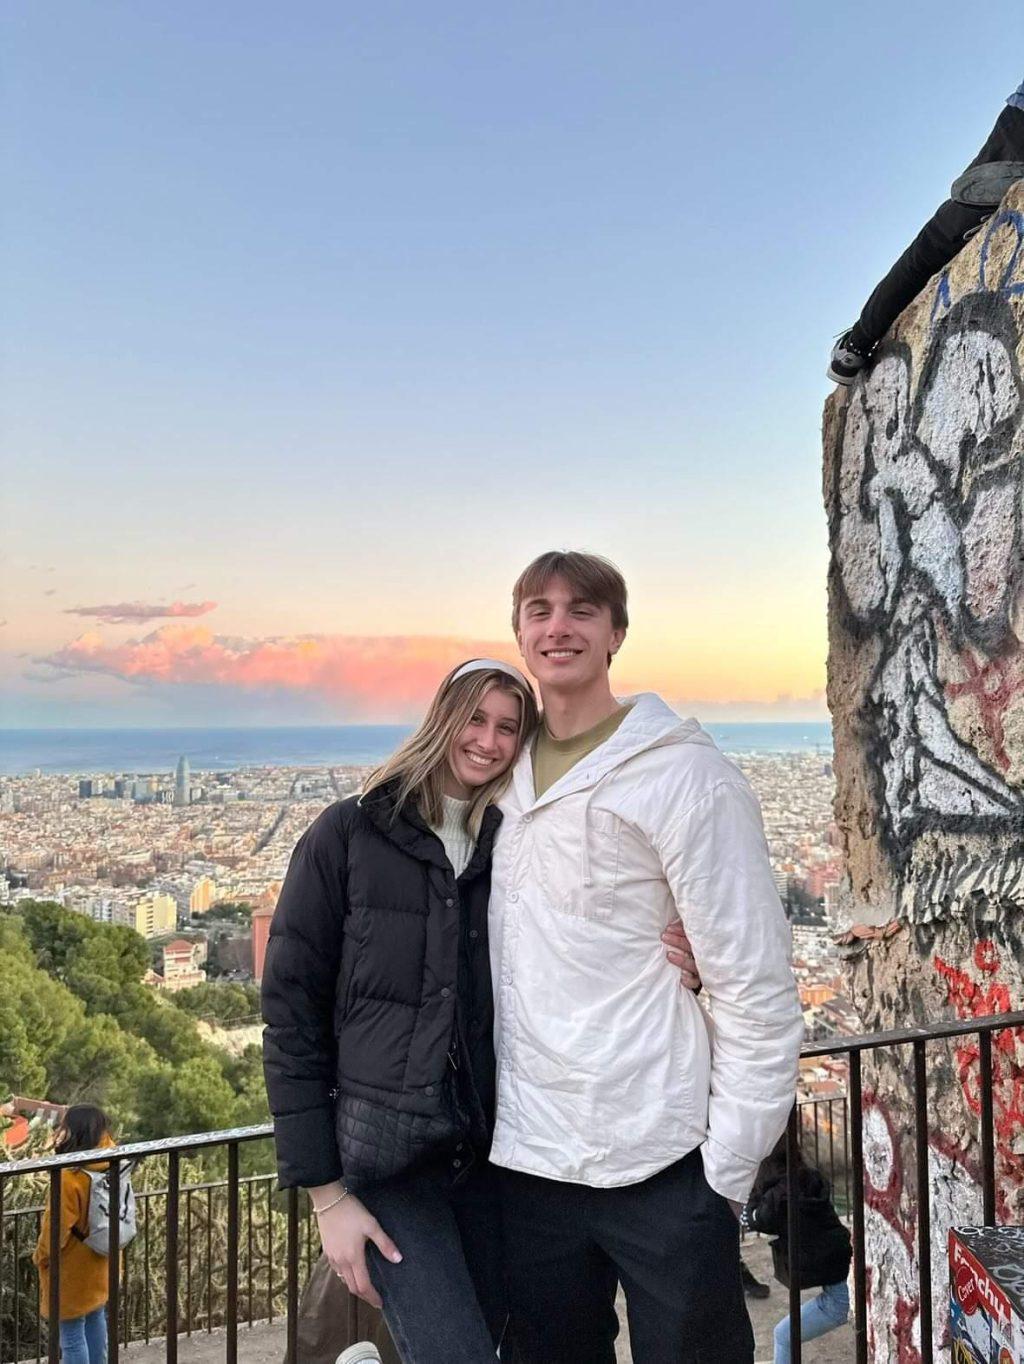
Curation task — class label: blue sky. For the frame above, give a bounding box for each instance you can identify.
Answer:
[3,1,1022,724]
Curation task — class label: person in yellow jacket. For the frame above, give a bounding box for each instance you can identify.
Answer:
[34,1105,117,1364]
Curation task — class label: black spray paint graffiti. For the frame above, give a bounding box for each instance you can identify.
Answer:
[831,268,1024,865]
[909,848,1024,924]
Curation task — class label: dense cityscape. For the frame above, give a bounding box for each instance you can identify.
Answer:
[0,750,858,1085]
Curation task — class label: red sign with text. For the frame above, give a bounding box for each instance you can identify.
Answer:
[950,1228,1024,1364]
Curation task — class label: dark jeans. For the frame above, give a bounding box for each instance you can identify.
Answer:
[361,1159,506,1364]
[852,104,1024,350]
[499,1148,754,1364]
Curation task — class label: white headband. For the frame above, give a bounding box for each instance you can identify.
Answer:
[449,658,532,691]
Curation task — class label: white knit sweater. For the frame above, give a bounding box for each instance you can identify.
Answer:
[431,794,475,878]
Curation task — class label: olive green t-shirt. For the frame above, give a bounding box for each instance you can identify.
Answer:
[532,703,632,798]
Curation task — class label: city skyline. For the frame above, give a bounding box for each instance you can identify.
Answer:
[4,3,1022,725]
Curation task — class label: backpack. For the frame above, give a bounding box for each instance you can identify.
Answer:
[71,1162,138,1256]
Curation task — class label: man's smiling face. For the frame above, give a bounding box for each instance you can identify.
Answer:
[515,574,625,692]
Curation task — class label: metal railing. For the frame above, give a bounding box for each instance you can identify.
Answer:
[0,1162,321,1360]
[787,1010,1024,1364]
[794,1094,850,1215]
[0,1126,289,1364]
[1,1009,1021,1364]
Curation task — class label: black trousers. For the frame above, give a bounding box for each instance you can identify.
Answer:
[852,104,1024,350]
[499,1148,754,1364]
[361,1159,507,1364]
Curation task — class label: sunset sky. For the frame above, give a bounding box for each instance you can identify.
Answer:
[4,2,1022,726]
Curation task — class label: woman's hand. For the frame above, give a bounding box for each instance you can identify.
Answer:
[316,1193,402,1308]
[661,920,702,993]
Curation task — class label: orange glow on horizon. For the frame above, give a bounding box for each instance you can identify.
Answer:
[35,620,827,719]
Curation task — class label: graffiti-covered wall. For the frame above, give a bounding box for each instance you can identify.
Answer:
[824,182,1024,1360]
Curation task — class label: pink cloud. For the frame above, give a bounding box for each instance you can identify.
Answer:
[64,600,218,624]
[39,624,520,717]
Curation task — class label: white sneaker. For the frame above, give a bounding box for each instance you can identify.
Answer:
[337,1345,383,1364]
[827,330,873,386]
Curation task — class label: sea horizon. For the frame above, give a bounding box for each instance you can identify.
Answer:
[0,722,834,776]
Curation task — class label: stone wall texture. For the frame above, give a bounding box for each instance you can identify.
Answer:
[824,181,1024,1360]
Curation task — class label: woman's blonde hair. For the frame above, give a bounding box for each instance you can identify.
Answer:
[363,662,539,837]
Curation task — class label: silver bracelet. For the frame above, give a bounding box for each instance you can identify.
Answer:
[312,1187,349,1217]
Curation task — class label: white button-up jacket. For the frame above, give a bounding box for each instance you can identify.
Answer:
[488,693,804,1203]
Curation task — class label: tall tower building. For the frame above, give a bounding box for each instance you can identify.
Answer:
[174,755,191,807]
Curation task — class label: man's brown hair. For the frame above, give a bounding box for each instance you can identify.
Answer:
[511,550,629,632]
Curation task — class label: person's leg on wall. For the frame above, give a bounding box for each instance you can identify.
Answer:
[829,101,1024,385]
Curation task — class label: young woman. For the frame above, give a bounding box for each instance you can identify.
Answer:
[34,1104,117,1364]
[262,660,540,1364]
[743,1136,852,1364]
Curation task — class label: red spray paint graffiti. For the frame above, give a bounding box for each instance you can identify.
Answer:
[855,942,1024,1362]
[934,941,1024,1187]
[861,1091,921,1361]
[945,646,1024,773]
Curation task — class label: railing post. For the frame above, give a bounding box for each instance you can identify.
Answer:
[247,1179,255,1327]
[108,1158,121,1364]
[913,1040,932,1364]
[843,1094,850,1218]
[186,1187,193,1336]
[786,1104,802,1363]
[144,1191,151,1342]
[14,1209,23,1363]
[286,1186,300,1364]
[166,1149,179,1364]
[267,1180,274,1324]
[205,1184,212,1333]
[48,1168,61,1364]
[849,1052,867,1364]
[979,1029,996,1225]
[812,1099,820,1169]
[226,1142,240,1364]
[0,1173,5,1364]
[827,1098,836,1201]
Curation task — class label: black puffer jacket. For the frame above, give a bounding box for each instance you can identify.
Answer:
[261,781,500,1191]
[745,1165,851,1289]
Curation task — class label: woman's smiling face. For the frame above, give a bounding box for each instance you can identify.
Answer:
[445,685,523,797]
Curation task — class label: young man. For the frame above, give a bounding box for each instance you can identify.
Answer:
[490,550,804,1363]
[829,78,1024,385]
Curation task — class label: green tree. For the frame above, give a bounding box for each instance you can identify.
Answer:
[221,1047,271,1125]
[3,902,268,1143]
[1,952,79,1075]
[64,924,149,999]
[131,994,208,1065]
[19,898,96,977]
[201,901,252,922]
[45,1013,154,1116]
[0,997,47,1095]
[171,981,253,1024]
[136,1054,241,1139]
